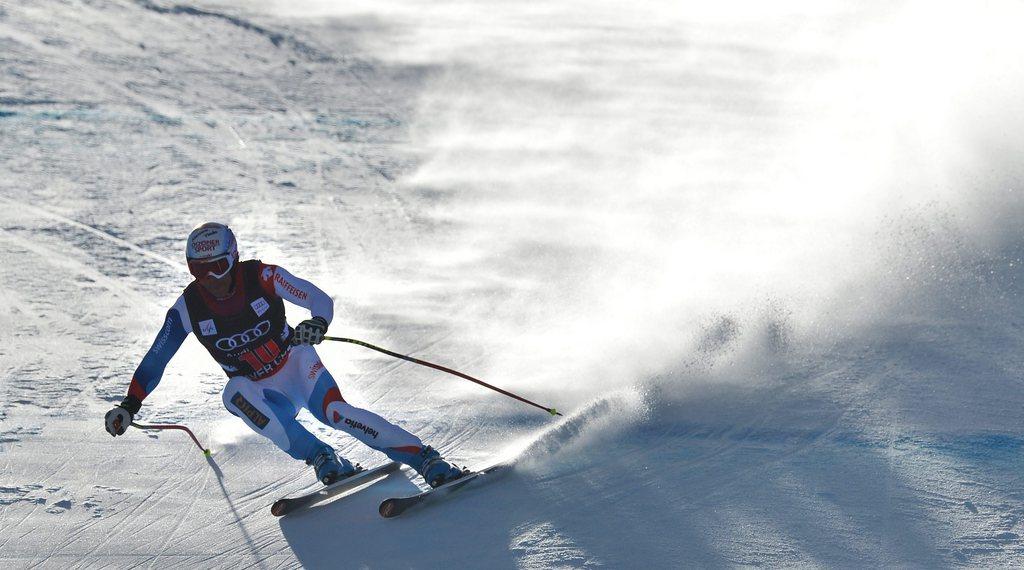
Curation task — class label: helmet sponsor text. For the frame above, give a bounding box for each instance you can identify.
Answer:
[193,239,221,253]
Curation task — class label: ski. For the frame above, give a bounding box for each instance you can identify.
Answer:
[272,461,401,517]
[378,461,509,518]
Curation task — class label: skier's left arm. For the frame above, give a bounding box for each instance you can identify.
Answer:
[259,263,334,344]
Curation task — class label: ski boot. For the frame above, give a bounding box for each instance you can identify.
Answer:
[417,446,466,488]
[307,444,356,485]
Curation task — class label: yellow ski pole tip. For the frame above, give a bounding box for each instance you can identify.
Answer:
[549,408,558,416]
[203,449,212,456]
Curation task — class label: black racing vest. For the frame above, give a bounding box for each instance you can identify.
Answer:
[183,260,293,380]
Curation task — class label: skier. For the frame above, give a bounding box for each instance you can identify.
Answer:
[104,222,463,487]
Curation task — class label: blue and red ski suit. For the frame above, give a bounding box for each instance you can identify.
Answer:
[124,260,430,469]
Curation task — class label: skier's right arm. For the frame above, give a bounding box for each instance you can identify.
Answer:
[105,296,191,437]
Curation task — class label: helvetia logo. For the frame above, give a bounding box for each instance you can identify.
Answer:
[344,418,379,439]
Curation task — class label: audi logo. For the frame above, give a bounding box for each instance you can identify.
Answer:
[215,320,271,351]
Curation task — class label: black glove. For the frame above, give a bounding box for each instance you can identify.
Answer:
[105,395,141,437]
[292,316,328,346]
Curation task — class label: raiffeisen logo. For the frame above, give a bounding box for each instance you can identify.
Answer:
[274,272,308,301]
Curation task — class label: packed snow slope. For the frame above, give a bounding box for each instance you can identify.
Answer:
[3,0,1024,567]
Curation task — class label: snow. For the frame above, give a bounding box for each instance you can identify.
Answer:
[3,0,1024,567]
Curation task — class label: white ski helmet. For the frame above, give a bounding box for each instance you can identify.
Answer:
[185,222,238,279]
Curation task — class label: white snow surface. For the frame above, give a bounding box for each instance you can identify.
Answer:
[3,0,1024,567]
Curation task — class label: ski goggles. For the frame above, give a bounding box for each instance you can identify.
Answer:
[187,254,235,279]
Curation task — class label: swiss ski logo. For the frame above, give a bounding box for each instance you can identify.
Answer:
[199,319,217,336]
[251,297,270,317]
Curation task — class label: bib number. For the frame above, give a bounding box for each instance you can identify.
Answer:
[239,339,285,378]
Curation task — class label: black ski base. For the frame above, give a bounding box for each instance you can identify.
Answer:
[379,462,508,518]
[272,461,401,517]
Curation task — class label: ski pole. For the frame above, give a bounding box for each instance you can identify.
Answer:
[131,422,212,456]
[323,336,562,417]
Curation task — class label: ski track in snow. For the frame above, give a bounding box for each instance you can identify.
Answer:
[2,0,1024,567]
